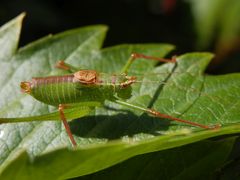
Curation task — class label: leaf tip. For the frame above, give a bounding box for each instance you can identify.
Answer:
[14,12,26,27]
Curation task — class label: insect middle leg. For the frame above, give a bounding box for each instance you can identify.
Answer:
[121,53,177,74]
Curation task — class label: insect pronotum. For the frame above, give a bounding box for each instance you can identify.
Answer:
[20,53,220,147]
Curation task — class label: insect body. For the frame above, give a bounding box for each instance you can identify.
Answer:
[21,71,136,106]
[20,53,220,147]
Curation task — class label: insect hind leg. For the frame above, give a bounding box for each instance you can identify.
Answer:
[114,99,221,130]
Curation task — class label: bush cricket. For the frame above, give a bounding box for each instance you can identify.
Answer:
[20,53,220,147]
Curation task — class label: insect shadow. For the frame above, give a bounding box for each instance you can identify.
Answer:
[69,111,171,140]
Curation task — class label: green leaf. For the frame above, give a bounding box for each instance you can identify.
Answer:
[0,14,240,179]
[0,13,24,62]
[77,137,236,180]
[0,14,109,174]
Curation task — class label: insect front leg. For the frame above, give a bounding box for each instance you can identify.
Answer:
[121,53,177,74]
[58,104,77,147]
[55,60,80,73]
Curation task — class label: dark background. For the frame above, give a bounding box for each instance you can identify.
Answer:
[0,0,239,74]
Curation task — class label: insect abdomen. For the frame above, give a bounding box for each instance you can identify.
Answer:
[31,75,79,105]
[29,74,116,106]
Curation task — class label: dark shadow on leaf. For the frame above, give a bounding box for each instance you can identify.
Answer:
[148,62,178,108]
[69,111,174,140]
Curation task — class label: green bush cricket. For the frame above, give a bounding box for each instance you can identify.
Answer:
[20,53,221,147]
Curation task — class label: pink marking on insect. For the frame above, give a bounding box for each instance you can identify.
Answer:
[111,74,117,84]
[120,76,137,88]
[32,75,74,85]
